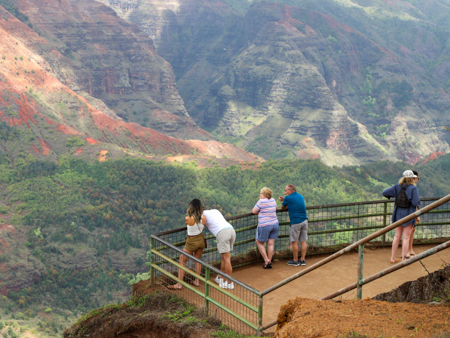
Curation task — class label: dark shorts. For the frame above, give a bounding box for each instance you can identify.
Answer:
[256,223,279,242]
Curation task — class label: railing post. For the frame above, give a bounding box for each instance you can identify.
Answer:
[150,237,155,286]
[205,266,210,316]
[356,244,364,300]
[257,295,263,336]
[382,201,387,245]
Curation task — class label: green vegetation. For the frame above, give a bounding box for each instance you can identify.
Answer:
[65,136,86,148]
[0,154,449,333]
[65,291,257,338]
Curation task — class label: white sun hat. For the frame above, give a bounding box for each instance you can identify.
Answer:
[403,170,417,178]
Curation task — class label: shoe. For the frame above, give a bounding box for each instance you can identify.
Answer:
[263,262,272,269]
[287,260,300,266]
[215,275,223,284]
[219,281,234,290]
[300,260,306,266]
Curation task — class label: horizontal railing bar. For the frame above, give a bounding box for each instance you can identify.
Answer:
[309,212,387,222]
[260,194,450,296]
[320,238,450,300]
[151,235,261,295]
[152,249,258,313]
[152,264,204,297]
[207,281,259,313]
[206,296,258,330]
[262,319,277,331]
[415,221,450,226]
[151,249,206,283]
[152,264,258,329]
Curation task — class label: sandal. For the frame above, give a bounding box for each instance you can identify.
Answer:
[390,259,400,264]
[166,284,182,290]
[263,262,272,269]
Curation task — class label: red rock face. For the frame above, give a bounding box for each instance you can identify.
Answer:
[16,0,211,140]
[0,4,261,163]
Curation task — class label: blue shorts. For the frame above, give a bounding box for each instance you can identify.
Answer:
[256,223,279,242]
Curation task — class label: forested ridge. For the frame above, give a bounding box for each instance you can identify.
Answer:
[0,155,450,336]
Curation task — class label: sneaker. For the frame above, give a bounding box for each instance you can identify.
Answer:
[300,260,306,266]
[215,275,223,284]
[287,260,300,266]
[219,281,235,290]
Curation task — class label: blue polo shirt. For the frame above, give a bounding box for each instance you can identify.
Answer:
[282,191,308,225]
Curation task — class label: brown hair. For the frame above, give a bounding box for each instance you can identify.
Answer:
[187,199,204,224]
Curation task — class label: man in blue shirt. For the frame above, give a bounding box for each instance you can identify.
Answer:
[279,184,308,266]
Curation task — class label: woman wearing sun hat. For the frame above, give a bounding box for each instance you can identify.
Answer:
[382,170,420,263]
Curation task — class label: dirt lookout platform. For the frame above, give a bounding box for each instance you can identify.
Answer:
[230,244,450,333]
[126,244,450,337]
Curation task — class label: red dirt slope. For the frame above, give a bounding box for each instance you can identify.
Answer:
[274,297,450,338]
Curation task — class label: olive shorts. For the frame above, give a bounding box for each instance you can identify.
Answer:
[184,233,206,253]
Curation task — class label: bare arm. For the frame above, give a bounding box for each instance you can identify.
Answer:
[279,196,287,210]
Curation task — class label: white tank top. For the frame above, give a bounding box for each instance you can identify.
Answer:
[187,218,204,236]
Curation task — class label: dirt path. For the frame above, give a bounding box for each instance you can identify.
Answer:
[231,244,450,331]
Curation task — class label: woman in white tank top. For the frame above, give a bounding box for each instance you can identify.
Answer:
[167,199,206,290]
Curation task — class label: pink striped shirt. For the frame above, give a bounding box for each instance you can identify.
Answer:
[253,198,278,227]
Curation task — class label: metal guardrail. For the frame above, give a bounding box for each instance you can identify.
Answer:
[150,235,263,334]
[149,196,450,335]
[260,194,450,331]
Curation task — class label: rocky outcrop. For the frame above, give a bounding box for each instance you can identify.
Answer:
[0,224,46,293]
[373,265,450,303]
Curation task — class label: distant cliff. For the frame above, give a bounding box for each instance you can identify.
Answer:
[0,0,262,164]
[100,0,450,166]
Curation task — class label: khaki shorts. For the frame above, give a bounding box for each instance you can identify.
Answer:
[184,234,206,253]
[289,220,308,242]
[216,228,236,254]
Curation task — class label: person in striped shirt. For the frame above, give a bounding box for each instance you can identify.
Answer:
[252,187,279,269]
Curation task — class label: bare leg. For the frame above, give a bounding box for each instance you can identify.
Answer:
[391,227,403,263]
[300,241,307,261]
[221,252,232,283]
[256,240,270,265]
[401,224,413,261]
[408,226,416,256]
[291,241,299,261]
[193,248,204,286]
[267,239,275,263]
[172,249,191,289]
